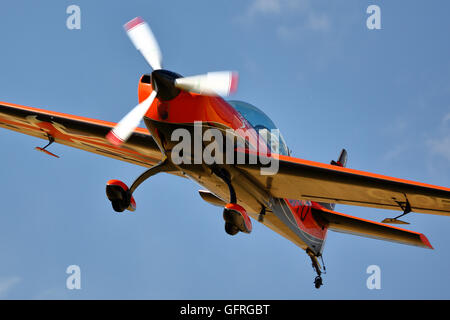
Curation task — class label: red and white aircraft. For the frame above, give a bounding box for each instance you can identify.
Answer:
[1,17,449,288]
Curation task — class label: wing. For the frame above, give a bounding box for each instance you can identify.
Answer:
[0,101,163,167]
[236,153,450,216]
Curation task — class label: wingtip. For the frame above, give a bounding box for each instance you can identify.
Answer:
[124,17,145,31]
[420,233,434,249]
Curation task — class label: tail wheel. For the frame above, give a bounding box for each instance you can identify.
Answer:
[314,276,323,289]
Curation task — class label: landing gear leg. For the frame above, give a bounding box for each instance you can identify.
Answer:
[128,160,174,195]
[214,168,252,235]
[307,248,325,289]
[106,159,175,212]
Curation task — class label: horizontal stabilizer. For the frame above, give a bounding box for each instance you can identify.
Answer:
[314,208,433,249]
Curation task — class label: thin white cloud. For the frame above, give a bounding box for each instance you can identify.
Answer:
[382,144,410,162]
[380,118,409,137]
[443,112,450,124]
[242,0,331,41]
[428,136,450,161]
[0,276,21,298]
[247,0,310,17]
[306,12,331,32]
[276,11,330,38]
[276,25,300,41]
[379,118,411,162]
[426,112,450,162]
[248,0,282,15]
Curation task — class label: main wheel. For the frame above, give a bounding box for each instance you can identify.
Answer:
[223,203,252,234]
[106,180,136,212]
[112,200,128,213]
[225,222,239,236]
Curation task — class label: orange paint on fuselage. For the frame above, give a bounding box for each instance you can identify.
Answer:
[285,199,327,240]
[138,76,266,152]
[139,78,245,129]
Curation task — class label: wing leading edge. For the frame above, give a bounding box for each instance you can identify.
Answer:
[0,102,163,167]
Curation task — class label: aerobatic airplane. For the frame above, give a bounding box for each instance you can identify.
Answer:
[1,17,449,288]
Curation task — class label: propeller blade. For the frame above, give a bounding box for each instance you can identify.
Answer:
[106,90,157,146]
[174,71,238,96]
[124,17,162,70]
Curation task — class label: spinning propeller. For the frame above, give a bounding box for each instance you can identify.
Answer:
[107,17,238,146]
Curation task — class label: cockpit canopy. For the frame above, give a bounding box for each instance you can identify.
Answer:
[228,100,289,156]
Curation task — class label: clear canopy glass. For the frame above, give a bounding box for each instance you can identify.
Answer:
[228,100,289,156]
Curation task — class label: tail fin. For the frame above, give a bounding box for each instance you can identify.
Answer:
[320,149,348,210]
[331,148,348,168]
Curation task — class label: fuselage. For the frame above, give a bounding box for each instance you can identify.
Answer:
[138,74,328,254]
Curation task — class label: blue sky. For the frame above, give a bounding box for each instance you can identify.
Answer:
[0,0,449,299]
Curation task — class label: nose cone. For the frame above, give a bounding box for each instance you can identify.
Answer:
[151,69,182,101]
